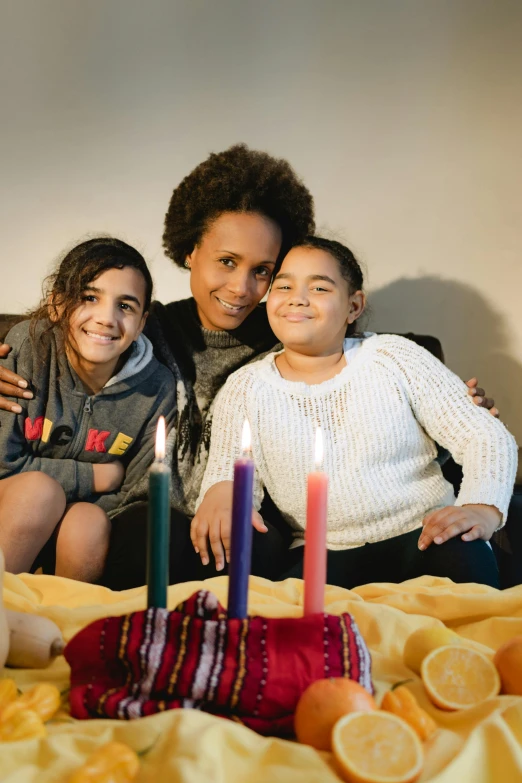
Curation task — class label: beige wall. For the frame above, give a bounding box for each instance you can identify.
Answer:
[1,0,521,440]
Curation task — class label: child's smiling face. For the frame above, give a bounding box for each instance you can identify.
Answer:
[66,266,147,373]
[267,247,365,355]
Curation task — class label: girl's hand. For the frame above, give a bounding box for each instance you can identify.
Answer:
[466,378,499,417]
[418,504,502,550]
[0,343,33,413]
[191,481,267,571]
[92,461,125,493]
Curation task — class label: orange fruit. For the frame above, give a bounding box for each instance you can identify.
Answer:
[294,678,377,751]
[493,636,522,695]
[421,644,500,710]
[403,626,462,674]
[332,711,424,783]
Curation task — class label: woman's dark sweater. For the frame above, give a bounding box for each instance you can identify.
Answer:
[122,298,279,516]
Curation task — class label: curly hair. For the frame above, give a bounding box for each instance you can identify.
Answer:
[28,237,153,350]
[163,143,315,268]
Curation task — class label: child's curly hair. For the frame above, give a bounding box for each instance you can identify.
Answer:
[28,237,152,351]
[163,143,315,267]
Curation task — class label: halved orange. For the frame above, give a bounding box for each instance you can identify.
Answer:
[493,635,522,695]
[294,678,377,751]
[332,711,424,783]
[421,644,500,710]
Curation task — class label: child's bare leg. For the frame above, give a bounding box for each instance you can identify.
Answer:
[0,473,66,573]
[55,503,110,583]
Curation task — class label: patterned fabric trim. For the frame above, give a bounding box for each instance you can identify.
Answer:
[65,589,373,737]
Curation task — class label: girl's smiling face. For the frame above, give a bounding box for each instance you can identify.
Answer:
[267,246,365,355]
[66,266,147,374]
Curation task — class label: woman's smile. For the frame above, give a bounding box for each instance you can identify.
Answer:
[214,296,248,314]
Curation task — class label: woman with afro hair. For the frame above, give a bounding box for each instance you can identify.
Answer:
[0,143,496,588]
[110,143,314,588]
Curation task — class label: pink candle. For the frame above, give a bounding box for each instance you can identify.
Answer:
[303,428,328,616]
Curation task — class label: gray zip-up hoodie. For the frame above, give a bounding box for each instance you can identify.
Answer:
[0,320,176,514]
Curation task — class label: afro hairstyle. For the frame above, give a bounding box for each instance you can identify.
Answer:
[163,143,315,268]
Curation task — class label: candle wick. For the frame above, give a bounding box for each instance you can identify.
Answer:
[314,455,325,472]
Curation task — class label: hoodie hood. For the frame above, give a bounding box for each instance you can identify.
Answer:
[104,334,154,389]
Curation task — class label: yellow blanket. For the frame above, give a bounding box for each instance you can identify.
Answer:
[2,573,522,782]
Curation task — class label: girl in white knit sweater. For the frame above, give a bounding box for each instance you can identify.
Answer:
[193,237,517,588]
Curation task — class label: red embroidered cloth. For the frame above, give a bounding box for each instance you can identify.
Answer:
[65,590,373,735]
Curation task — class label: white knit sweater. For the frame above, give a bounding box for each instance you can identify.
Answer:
[197,334,518,550]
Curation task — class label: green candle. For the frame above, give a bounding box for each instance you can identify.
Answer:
[146,416,171,608]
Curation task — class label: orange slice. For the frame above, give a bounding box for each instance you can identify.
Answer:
[421,644,500,710]
[294,678,377,750]
[332,711,424,783]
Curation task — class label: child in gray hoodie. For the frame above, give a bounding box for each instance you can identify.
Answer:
[0,238,176,582]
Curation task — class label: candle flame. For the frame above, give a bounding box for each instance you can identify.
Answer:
[314,427,323,468]
[155,416,166,460]
[241,419,252,453]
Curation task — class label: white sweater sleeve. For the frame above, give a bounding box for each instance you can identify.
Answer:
[196,369,264,511]
[375,336,518,522]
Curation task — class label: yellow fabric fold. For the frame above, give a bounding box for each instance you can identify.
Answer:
[1,574,522,782]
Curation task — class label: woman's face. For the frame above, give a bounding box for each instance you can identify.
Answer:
[267,246,365,355]
[186,211,282,331]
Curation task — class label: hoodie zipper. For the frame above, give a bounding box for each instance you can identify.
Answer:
[64,394,94,458]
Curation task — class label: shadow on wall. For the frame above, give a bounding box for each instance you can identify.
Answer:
[367,276,522,443]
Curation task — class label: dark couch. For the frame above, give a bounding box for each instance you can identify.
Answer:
[1,315,520,587]
[0,315,24,341]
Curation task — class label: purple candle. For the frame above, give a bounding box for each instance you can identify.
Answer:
[227,420,255,619]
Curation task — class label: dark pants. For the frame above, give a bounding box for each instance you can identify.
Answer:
[101,501,286,591]
[102,501,500,591]
[279,527,500,589]
[491,493,522,589]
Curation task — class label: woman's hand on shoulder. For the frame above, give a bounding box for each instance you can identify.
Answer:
[191,482,267,571]
[0,343,33,413]
[466,378,499,417]
[418,503,502,550]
